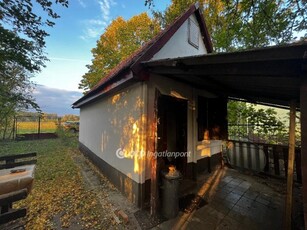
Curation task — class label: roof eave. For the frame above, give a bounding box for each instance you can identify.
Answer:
[72,70,134,108]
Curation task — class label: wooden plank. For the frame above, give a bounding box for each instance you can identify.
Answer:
[295,148,302,183]
[0,208,26,225]
[0,160,37,169]
[0,189,28,206]
[0,152,36,161]
[148,62,301,77]
[239,142,244,168]
[284,101,296,230]
[273,146,280,176]
[247,143,252,170]
[300,77,307,227]
[263,145,270,172]
[283,147,288,177]
[233,142,237,166]
[255,145,260,171]
[150,89,160,216]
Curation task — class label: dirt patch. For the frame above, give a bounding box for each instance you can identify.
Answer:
[71,150,141,229]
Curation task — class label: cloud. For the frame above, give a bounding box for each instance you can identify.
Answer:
[78,0,86,8]
[49,57,88,62]
[80,0,117,40]
[33,85,82,116]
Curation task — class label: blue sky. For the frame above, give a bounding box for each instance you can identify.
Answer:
[32,0,170,115]
[35,0,169,92]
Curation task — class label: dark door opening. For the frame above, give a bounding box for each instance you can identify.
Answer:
[156,95,188,176]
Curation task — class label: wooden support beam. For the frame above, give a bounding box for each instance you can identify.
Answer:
[284,101,296,230]
[150,89,160,216]
[147,61,302,77]
[143,43,307,67]
[300,78,307,228]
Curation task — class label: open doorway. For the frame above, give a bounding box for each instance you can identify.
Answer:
[156,95,188,176]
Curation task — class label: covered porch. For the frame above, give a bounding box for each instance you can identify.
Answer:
[154,167,287,230]
[143,41,307,228]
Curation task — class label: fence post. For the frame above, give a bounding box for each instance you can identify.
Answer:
[263,145,269,173]
[12,117,16,140]
[14,117,18,140]
[38,116,41,139]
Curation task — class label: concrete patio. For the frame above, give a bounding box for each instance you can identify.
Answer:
[153,168,287,230]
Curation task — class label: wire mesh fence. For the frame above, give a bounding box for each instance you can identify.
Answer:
[13,114,59,140]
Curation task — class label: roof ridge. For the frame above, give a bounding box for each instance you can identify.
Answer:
[73,3,212,108]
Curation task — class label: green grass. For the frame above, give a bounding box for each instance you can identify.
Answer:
[0,137,115,229]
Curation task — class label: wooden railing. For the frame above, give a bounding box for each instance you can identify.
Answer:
[227,140,302,183]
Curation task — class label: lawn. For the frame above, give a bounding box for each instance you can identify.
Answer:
[0,136,117,229]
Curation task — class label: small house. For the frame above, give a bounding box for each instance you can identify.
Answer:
[73,3,227,210]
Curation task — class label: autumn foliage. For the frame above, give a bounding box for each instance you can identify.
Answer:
[79,13,161,92]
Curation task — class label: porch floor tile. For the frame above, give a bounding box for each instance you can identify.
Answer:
[153,168,284,230]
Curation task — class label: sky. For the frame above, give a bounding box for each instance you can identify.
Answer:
[33,0,170,116]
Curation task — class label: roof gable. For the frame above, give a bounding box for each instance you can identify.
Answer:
[73,3,212,108]
[150,14,208,61]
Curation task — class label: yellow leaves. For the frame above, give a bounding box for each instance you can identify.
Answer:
[80,12,161,91]
[9,139,116,229]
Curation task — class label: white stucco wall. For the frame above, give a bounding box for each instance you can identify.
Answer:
[151,14,208,61]
[79,82,147,184]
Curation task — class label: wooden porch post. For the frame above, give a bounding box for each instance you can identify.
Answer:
[284,101,296,230]
[300,79,307,229]
[150,89,160,216]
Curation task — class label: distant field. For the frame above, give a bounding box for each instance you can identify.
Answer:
[17,121,58,134]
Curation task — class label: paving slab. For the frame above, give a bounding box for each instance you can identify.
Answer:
[154,168,285,230]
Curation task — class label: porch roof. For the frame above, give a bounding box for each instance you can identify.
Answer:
[143,41,307,109]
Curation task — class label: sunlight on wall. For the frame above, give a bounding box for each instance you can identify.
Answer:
[100,131,108,152]
[109,90,147,176]
[196,140,222,158]
[112,94,121,104]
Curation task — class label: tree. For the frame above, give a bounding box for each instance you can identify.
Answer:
[0,0,68,139]
[0,64,40,139]
[152,0,305,145]
[152,0,306,52]
[0,0,69,72]
[79,13,161,92]
[61,114,79,122]
[228,101,287,144]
